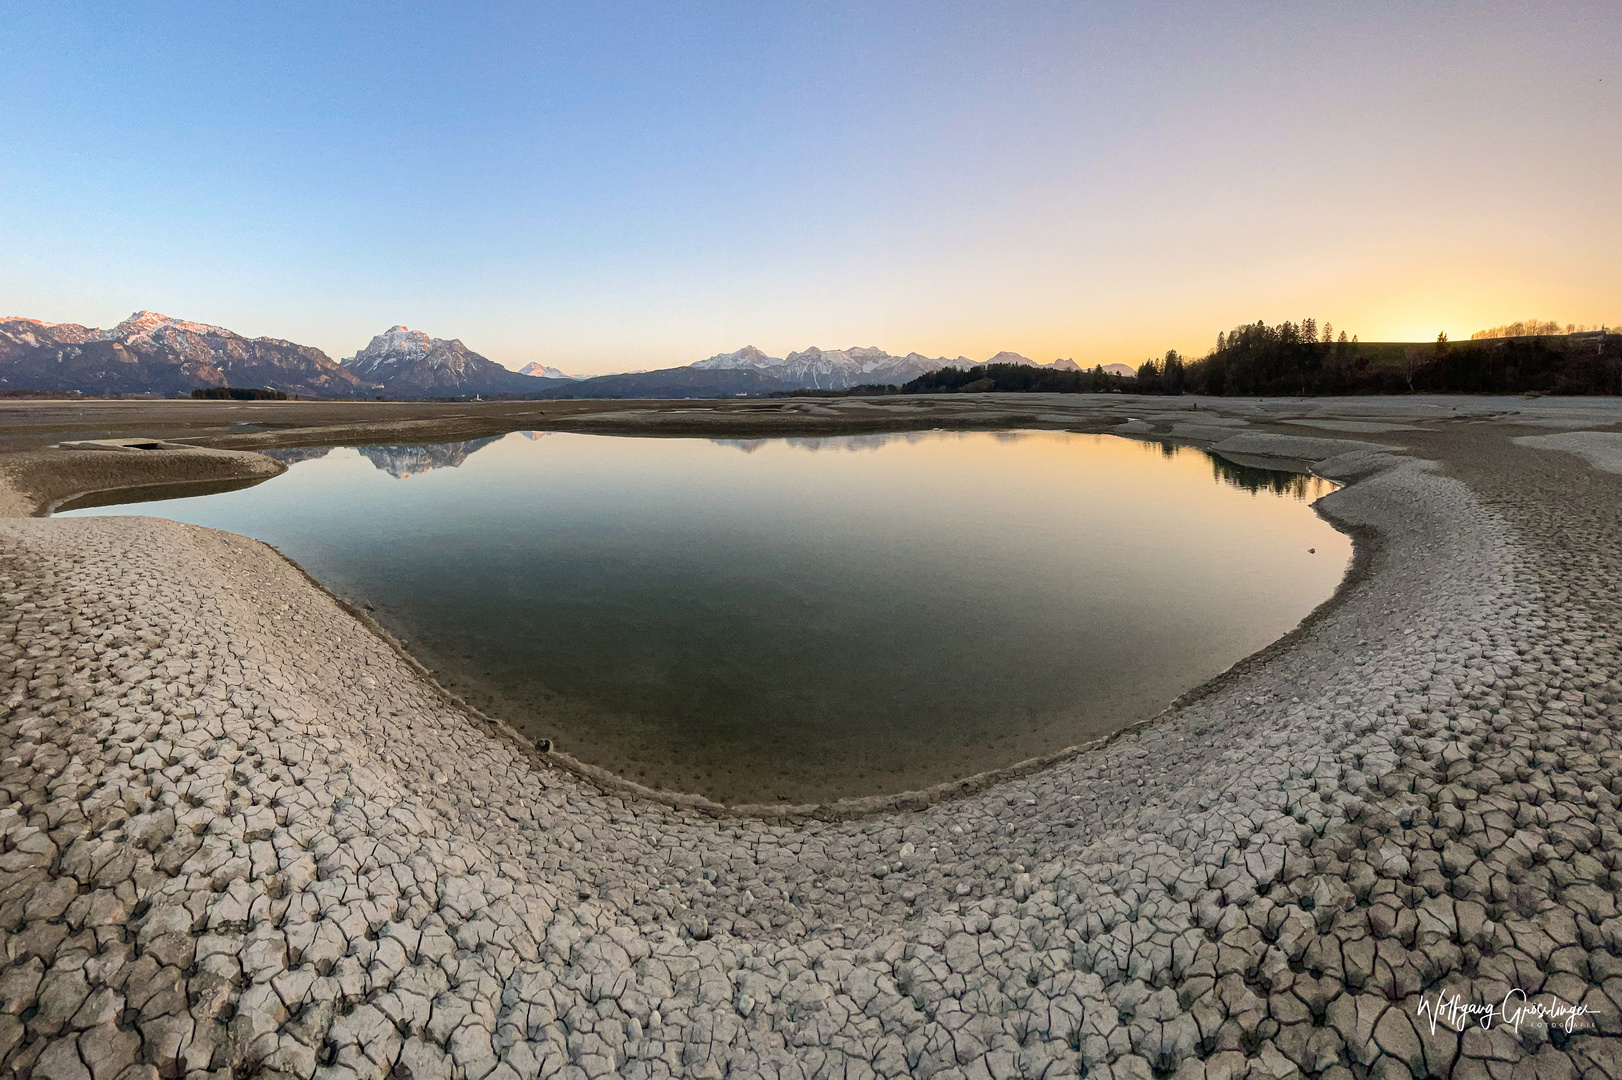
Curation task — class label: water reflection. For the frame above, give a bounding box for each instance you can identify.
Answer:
[267,439,503,478]
[715,431,955,454]
[1142,441,1334,501]
[1207,455,1334,500]
[357,438,501,479]
[262,446,333,466]
[721,432,1333,501]
[64,429,1352,804]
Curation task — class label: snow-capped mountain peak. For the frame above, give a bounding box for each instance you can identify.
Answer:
[346,326,441,370]
[692,345,782,370]
[984,351,1038,367]
[0,310,376,397]
[680,344,1104,390]
[102,311,232,342]
[340,325,544,396]
[518,362,584,380]
[685,344,986,390]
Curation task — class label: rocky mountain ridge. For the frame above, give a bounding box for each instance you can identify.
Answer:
[532,365,796,399]
[0,311,379,398]
[342,326,564,398]
[0,309,1128,398]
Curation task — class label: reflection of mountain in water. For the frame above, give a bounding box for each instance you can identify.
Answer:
[714,431,980,455]
[715,431,1329,499]
[261,447,333,465]
[357,437,500,479]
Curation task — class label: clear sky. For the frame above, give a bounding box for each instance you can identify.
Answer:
[2,1,1617,375]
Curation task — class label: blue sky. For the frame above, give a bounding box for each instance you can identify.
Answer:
[2,1,1617,374]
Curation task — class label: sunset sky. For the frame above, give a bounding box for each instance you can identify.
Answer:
[3,1,1617,376]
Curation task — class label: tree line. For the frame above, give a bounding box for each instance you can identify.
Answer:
[1142,319,1622,396]
[1471,319,1612,340]
[900,363,1135,394]
[1041,317,1619,397]
[191,386,289,400]
[785,318,1622,399]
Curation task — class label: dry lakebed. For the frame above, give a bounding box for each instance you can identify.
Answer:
[1,391,1621,1080]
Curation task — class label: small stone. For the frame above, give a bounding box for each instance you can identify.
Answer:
[32,1037,92,1080]
[24,878,79,921]
[1375,847,1411,879]
[0,956,45,1014]
[78,1022,142,1080]
[35,966,91,1033]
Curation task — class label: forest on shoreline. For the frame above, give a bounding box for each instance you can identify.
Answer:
[796,322,1622,398]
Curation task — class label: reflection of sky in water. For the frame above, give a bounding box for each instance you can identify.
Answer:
[65,430,1350,802]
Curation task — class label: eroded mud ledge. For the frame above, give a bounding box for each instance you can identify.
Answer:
[3,394,1621,1079]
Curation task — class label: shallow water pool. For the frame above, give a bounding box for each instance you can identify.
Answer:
[64,429,1351,803]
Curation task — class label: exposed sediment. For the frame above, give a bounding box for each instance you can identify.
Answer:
[0,442,283,519]
[2,397,1621,1079]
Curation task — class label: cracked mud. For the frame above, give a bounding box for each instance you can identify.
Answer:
[2,394,1620,1080]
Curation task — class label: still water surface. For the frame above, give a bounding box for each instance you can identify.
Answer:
[65,430,1351,803]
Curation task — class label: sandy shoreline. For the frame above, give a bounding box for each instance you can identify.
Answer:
[3,393,1621,1078]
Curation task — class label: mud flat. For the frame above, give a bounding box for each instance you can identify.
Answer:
[2,394,1621,1079]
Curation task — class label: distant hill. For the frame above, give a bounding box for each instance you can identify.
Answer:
[900,362,1136,395]
[530,365,797,399]
[343,326,567,398]
[0,311,378,398]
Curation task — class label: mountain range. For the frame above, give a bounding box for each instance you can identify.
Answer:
[0,310,1129,398]
[0,311,377,398]
[690,345,1090,390]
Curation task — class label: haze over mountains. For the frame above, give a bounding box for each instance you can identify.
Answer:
[0,309,1116,399]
